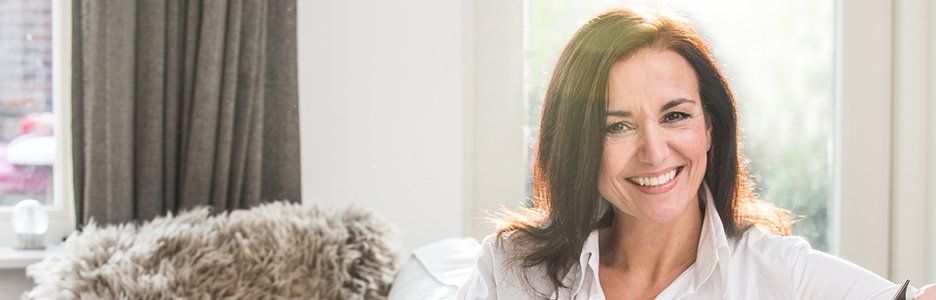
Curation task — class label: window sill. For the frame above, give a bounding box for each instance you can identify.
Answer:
[0,246,60,269]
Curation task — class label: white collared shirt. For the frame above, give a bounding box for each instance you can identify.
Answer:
[457,190,919,299]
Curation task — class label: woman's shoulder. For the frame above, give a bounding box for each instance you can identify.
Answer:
[717,226,815,294]
[472,231,560,296]
[731,225,910,298]
[729,225,814,268]
[733,224,812,252]
[478,230,535,261]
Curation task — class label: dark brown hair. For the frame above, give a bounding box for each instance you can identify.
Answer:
[492,7,793,294]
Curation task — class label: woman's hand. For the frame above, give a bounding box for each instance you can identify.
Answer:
[916,284,936,299]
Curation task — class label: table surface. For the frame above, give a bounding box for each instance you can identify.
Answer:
[0,246,60,269]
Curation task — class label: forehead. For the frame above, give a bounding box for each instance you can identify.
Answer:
[607,49,699,108]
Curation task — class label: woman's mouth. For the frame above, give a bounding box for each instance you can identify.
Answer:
[626,166,683,195]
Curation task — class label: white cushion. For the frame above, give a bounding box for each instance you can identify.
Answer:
[388,238,481,299]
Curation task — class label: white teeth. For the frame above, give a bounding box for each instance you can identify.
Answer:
[629,168,678,187]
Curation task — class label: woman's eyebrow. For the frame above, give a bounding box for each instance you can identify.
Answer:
[661,98,695,112]
[606,110,632,117]
[606,98,696,117]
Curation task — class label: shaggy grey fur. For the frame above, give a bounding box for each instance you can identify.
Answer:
[25,201,400,299]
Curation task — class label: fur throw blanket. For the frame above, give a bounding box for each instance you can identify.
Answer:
[25,201,400,299]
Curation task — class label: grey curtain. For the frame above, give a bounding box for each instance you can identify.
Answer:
[72,0,300,227]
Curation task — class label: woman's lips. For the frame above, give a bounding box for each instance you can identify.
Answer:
[626,166,683,195]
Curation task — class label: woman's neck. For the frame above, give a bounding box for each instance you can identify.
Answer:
[598,201,703,280]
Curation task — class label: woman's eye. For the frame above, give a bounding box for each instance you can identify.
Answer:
[606,121,634,134]
[662,112,690,123]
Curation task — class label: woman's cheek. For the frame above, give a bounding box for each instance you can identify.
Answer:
[671,121,710,154]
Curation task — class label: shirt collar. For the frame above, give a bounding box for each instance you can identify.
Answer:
[694,183,732,290]
[572,183,731,296]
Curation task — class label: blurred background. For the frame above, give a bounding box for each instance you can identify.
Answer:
[0,0,930,293]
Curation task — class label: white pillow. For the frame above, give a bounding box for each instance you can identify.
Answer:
[388,238,481,300]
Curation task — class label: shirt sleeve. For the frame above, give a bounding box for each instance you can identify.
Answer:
[456,235,499,300]
[784,237,919,299]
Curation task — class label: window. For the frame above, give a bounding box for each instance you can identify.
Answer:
[0,0,74,247]
[0,0,55,207]
[523,0,835,250]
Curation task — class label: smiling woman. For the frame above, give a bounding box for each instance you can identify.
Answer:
[457,7,930,300]
[600,49,712,226]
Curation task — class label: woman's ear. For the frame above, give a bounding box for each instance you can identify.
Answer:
[705,118,713,152]
[707,128,712,151]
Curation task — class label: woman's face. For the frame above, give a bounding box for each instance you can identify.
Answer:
[598,48,710,225]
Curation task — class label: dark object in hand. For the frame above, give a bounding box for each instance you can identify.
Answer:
[893,279,910,300]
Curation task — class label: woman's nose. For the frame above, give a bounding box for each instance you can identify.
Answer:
[637,125,669,165]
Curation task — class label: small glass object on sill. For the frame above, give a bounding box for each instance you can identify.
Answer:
[11,199,48,249]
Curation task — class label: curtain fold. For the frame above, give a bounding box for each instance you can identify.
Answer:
[72,0,300,227]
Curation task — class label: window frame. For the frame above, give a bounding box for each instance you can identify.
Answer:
[833,0,892,277]
[889,0,936,283]
[0,0,76,248]
[464,0,527,238]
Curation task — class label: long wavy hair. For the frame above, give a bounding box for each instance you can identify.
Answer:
[492,7,794,294]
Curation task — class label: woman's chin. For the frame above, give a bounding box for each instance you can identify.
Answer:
[634,197,695,224]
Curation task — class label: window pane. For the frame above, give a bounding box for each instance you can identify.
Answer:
[0,0,55,207]
[524,0,835,250]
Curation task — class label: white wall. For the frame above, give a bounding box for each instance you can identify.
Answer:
[298,1,471,253]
